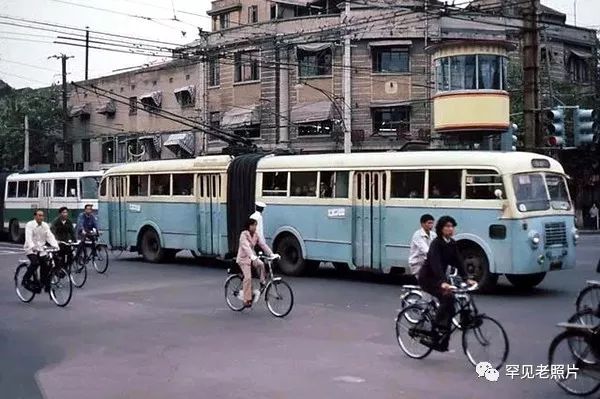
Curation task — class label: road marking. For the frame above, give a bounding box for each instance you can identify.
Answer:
[333,376,366,384]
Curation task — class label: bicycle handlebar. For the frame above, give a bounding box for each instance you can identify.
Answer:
[450,282,479,293]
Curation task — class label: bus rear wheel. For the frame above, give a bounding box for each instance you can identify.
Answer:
[506,272,546,290]
[276,235,306,276]
[140,228,165,263]
[9,219,21,243]
[461,245,497,293]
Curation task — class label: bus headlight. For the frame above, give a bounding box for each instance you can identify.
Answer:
[529,230,541,248]
[572,228,579,246]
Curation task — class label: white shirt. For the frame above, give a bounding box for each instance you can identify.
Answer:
[249,211,264,240]
[408,228,437,274]
[24,220,59,255]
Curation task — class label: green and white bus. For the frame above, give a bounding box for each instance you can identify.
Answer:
[3,171,103,242]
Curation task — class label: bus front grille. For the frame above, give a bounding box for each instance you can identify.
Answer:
[544,222,567,248]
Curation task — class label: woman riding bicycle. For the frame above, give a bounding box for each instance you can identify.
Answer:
[236,218,279,308]
[418,215,477,352]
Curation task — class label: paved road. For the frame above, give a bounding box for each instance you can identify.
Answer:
[1,237,598,399]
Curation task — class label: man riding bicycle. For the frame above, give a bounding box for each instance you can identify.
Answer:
[23,209,59,293]
[418,215,476,352]
[75,204,99,261]
[51,207,76,268]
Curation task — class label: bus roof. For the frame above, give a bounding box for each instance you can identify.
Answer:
[7,171,103,181]
[103,155,233,176]
[257,151,565,175]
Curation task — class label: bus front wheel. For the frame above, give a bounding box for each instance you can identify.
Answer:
[461,245,497,292]
[140,228,165,263]
[506,272,546,290]
[9,219,21,243]
[276,235,306,276]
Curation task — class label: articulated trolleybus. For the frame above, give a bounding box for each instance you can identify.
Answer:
[2,171,103,242]
[99,151,576,291]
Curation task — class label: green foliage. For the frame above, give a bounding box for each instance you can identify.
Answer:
[0,86,62,170]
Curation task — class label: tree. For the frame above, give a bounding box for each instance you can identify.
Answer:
[0,85,62,171]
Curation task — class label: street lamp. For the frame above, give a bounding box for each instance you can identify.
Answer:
[294,81,350,153]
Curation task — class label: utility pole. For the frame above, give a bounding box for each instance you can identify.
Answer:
[342,0,352,154]
[24,115,29,172]
[85,26,90,80]
[49,54,74,170]
[522,0,541,148]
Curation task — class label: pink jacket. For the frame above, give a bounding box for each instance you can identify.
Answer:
[236,230,272,266]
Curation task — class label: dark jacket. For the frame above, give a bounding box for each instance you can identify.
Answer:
[76,213,99,235]
[418,237,467,290]
[50,217,76,242]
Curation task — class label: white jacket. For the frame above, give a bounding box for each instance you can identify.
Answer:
[24,220,59,256]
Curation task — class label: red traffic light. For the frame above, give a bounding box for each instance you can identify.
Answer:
[546,136,564,146]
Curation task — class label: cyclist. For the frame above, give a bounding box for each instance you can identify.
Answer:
[249,201,266,241]
[76,204,99,261]
[22,209,59,293]
[418,215,476,352]
[51,207,76,268]
[236,218,279,308]
[408,214,436,280]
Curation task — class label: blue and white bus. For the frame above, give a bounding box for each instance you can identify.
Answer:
[99,151,577,290]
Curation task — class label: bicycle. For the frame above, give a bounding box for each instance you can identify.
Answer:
[224,254,294,318]
[14,247,73,307]
[58,241,87,288]
[395,278,509,369]
[76,232,109,274]
[548,322,600,396]
[576,280,600,314]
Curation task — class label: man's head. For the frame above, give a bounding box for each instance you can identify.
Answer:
[59,207,69,220]
[420,214,434,232]
[33,209,45,224]
[255,201,266,213]
[84,204,93,215]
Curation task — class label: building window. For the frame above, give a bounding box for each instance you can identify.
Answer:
[210,112,220,129]
[234,50,260,82]
[436,55,507,92]
[209,57,220,86]
[450,55,477,90]
[567,56,589,82]
[102,141,115,164]
[478,55,501,90]
[212,16,217,31]
[262,172,288,196]
[270,4,277,19]
[372,47,409,73]
[298,48,332,77]
[131,84,136,90]
[372,106,410,135]
[391,171,425,198]
[219,13,230,29]
[129,96,137,115]
[82,139,90,162]
[248,5,258,23]
[234,124,260,139]
[298,120,333,136]
[175,89,195,107]
[429,169,462,199]
[290,172,317,197]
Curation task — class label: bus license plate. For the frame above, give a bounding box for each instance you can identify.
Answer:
[550,261,563,270]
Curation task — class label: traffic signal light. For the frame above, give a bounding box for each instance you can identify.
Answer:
[573,108,597,147]
[501,123,518,151]
[544,108,565,147]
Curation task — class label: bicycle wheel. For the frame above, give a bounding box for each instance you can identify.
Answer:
[49,267,73,307]
[400,291,424,323]
[93,245,109,274]
[576,285,600,313]
[14,264,35,303]
[224,275,245,311]
[462,315,509,369]
[395,304,434,359]
[548,330,600,396]
[568,308,600,328]
[69,261,87,288]
[265,280,294,317]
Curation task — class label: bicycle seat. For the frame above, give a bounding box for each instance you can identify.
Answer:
[557,322,595,331]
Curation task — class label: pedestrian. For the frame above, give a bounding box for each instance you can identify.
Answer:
[590,204,599,230]
[418,216,476,352]
[250,201,266,241]
[50,207,76,268]
[408,214,437,281]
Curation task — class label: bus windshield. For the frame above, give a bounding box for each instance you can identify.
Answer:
[512,172,571,212]
[81,176,100,199]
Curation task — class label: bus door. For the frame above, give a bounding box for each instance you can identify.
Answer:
[39,180,52,216]
[197,174,222,255]
[108,176,127,248]
[352,171,386,270]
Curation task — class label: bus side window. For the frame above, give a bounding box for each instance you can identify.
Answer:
[391,171,425,198]
[198,175,205,198]
[67,179,77,197]
[150,174,170,196]
[28,181,39,198]
[356,173,362,200]
[54,180,66,197]
[429,169,461,199]
[262,172,288,197]
[17,181,28,198]
[173,174,193,196]
[291,172,317,197]
[320,171,349,199]
[7,181,17,198]
[130,175,149,197]
[465,169,504,200]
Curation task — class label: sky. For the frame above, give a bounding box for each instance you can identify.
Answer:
[0,0,598,89]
